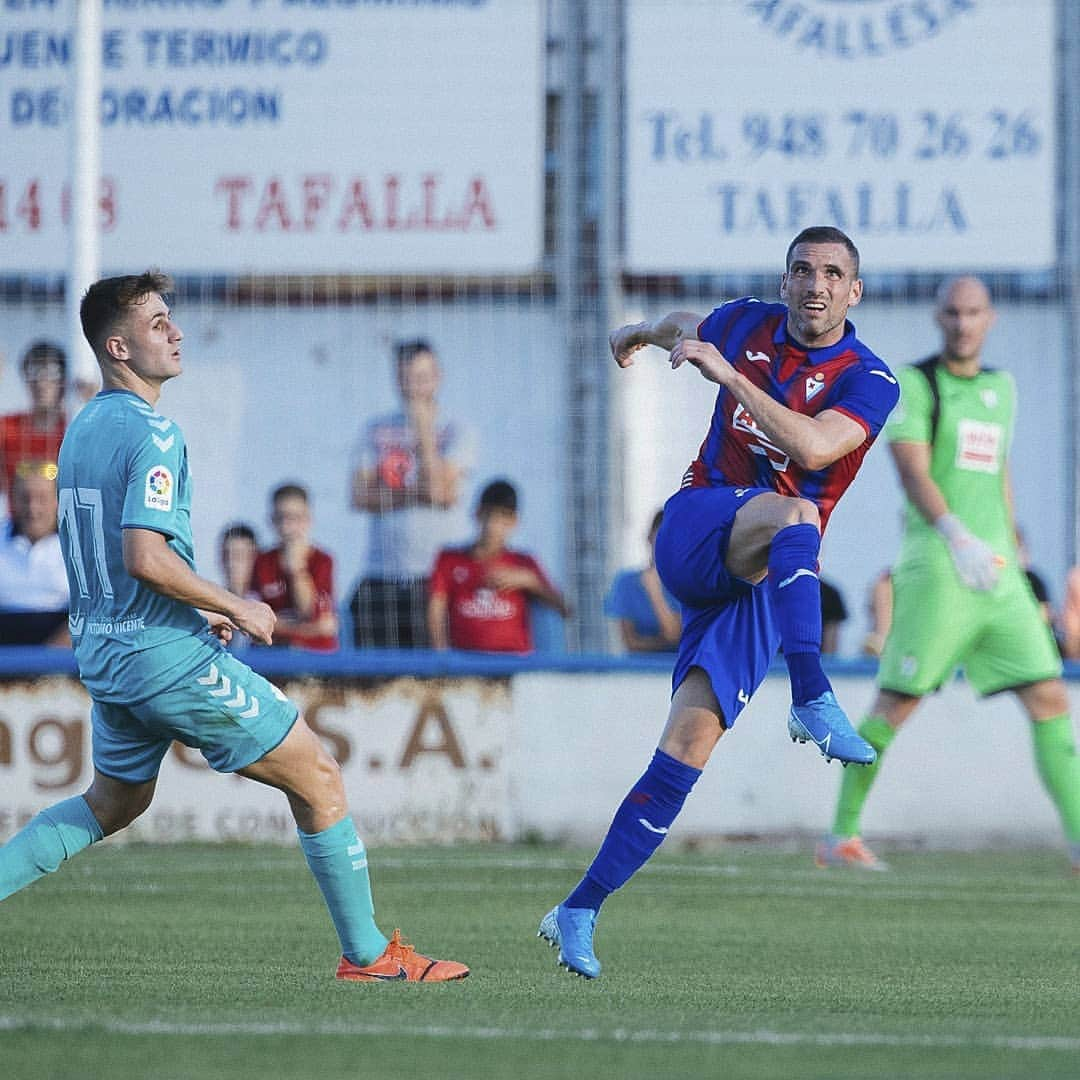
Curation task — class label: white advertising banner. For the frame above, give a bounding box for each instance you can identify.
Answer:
[0,0,543,274]
[0,676,514,844]
[2,670,1077,847]
[626,0,1056,273]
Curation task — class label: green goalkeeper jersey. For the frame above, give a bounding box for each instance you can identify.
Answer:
[886,360,1017,566]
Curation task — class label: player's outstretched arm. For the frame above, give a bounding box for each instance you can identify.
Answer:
[609,311,702,368]
[123,527,277,643]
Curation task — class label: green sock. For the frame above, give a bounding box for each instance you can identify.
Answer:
[832,717,897,838]
[1030,715,1080,844]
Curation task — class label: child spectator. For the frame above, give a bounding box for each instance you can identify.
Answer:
[604,509,681,652]
[427,479,568,652]
[219,522,259,599]
[251,484,339,652]
[218,522,260,652]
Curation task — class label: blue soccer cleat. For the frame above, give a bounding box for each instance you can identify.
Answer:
[788,691,877,766]
[537,904,601,979]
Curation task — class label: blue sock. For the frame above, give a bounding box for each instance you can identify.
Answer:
[768,522,830,705]
[565,749,701,912]
[0,796,104,901]
[298,816,388,966]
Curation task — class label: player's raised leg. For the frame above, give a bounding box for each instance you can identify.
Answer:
[240,714,469,982]
[539,668,717,978]
[727,492,875,766]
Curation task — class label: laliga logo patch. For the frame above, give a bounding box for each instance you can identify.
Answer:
[805,372,826,402]
[144,465,174,511]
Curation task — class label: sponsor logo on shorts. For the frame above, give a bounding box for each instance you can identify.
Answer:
[901,655,918,677]
[144,466,174,511]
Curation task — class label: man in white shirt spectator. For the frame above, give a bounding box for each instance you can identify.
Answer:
[0,460,69,645]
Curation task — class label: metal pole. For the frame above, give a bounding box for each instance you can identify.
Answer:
[558,0,612,652]
[1062,0,1080,568]
[68,0,102,393]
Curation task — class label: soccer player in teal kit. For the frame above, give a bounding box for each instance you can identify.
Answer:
[0,271,468,983]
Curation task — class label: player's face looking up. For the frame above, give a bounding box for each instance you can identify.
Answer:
[934,277,996,367]
[780,242,863,349]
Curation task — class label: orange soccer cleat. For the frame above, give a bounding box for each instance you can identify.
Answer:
[335,929,470,983]
[815,835,890,872]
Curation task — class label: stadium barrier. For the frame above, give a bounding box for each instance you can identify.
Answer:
[1,648,1078,850]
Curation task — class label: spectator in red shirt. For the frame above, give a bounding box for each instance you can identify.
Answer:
[251,484,339,652]
[428,479,569,652]
[0,341,67,503]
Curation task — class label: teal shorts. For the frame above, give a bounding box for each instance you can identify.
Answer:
[92,642,298,783]
[878,558,1062,698]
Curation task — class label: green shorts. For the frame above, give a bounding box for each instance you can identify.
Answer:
[92,642,298,783]
[877,558,1062,698]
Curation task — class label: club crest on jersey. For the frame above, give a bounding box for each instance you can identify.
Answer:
[980,389,998,409]
[805,372,826,402]
[144,466,174,511]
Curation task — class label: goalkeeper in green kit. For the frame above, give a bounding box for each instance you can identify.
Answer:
[818,276,1080,873]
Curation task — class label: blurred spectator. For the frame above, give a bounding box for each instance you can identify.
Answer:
[427,479,568,652]
[860,568,894,658]
[0,340,67,503]
[819,577,848,657]
[604,509,681,653]
[251,484,338,652]
[219,521,259,598]
[0,460,69,645]
[1016,526,1055,630]
[1061,567,1080,661]
[349,339,475,648]
[218,521,259,652]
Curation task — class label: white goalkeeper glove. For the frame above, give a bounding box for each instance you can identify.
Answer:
[934,513,1003,592]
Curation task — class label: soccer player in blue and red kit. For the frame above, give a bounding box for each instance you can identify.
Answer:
[539,226,900,978]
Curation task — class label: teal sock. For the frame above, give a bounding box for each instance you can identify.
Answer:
[298,816,388,965]
[1031,715,1080,844]
[0,796,104,901]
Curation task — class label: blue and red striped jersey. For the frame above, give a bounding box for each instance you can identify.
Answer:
[684,297,899,533]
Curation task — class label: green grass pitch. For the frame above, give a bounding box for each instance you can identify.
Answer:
[1,842,1078,1079]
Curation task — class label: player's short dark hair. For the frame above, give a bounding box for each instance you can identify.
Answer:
[80,270,173,357]
[271,483,309,506]
[478,479,518,514]
[220,522,257,546]
[395,338,436,368]
[785,227,860,276]
[21,339,67,380]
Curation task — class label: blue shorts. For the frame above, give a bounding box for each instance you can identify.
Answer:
[655,486,780,728]
[92,641,299,783]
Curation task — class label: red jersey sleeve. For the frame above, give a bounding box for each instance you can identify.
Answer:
[429,550,452,597]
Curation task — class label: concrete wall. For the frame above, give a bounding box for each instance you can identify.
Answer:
[2,667,1074,850]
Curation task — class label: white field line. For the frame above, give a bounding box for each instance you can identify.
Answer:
[0,1015,1078,1053]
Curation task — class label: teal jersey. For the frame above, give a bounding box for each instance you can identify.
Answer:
[57,389,208,703]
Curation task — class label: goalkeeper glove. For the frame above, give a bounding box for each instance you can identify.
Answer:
[934,513,1003,592]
